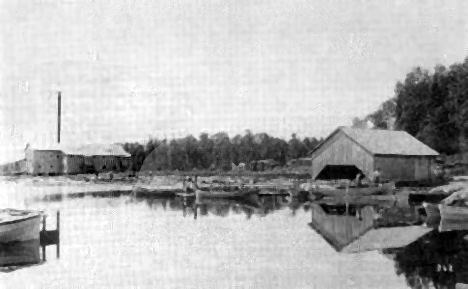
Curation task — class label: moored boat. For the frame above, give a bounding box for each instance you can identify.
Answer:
[423,202,441,219]
[0,209,43,244]
[195,188,257,199]
[183,176,258,199]
[194,197,263,211]
[439,204,468,224]
[311,182,396,196]
[0,239,41,269]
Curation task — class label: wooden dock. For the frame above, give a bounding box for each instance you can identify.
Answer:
[39,211,60,261]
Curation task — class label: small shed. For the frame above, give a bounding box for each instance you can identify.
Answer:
[250,159,280,171]
[288,158,312,167]
[309,127,439,182]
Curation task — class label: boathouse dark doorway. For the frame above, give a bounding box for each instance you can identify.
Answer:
[315,165,364,180]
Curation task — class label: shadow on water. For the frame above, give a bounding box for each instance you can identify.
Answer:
[0,231,60,273]
[29,186,468,288]
[33,188,312,220]
[384,230,468,289]
[309,200,468,289]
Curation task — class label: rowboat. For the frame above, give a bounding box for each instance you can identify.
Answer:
[183,177,259,199]
[0,239,41,270]
[438,204,468,232]
[0,209,43,244]
[314,195,397,207]
[311,182,396,197]
[195,188,257,199]
[194,197,263,211]
[439,204,468,221]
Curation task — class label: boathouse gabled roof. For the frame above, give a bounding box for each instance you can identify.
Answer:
[310,126,439,157]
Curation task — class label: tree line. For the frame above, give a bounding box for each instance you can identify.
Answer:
[353,56,468,159]
[120,131,323,172]
[122,55,468,172]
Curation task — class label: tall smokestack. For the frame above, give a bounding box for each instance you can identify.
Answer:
[57,91,61,143]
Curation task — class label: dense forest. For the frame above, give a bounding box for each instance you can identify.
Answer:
[122,56,468,172]
[354,56,468,161]
[120,131,323,172]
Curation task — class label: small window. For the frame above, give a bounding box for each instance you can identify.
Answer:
[50,165,53,168]
[57,155,60,158]
[102,156,105,159]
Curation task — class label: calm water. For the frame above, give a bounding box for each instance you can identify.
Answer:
[2,193,468,289]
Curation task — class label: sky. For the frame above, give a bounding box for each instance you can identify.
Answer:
[0,0,467,163]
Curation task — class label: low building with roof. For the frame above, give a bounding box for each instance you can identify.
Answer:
[25,143,64,175]
[309,126,440,183]
[287,158,312,167]
[0,159,28,175]
[249,159,280,171]
[25,143,132,175]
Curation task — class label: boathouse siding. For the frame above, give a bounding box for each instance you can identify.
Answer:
[373,155,433,182]
[311,129,374,180]
[310,127,439,182]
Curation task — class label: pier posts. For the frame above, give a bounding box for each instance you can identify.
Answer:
[42,215,47,261]
[40,211,60,261]
[56,211,60,259]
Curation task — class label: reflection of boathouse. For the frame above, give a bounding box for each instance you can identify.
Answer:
[308,203,433,253]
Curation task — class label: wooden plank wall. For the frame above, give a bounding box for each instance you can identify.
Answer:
[374,156,416,181]
[311,131,374,179]
[414,157,435,181]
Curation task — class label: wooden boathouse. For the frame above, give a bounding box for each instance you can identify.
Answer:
[309,127,439,183]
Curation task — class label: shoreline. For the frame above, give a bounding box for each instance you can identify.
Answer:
[1,174,465,209]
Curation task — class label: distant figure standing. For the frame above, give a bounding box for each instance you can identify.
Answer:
[185,176,196,193]
[354,173,363,187]
[373,168,382,185]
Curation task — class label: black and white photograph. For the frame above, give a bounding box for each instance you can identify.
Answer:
[1,0,468,288]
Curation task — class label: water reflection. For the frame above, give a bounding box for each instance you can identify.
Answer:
[309,200,468,289]
[0,235,60,273]
[0,240,42,272]
[309,203,432,253]
[192,197,263,220]
[24,189,468,288]
[384,230,468,289]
